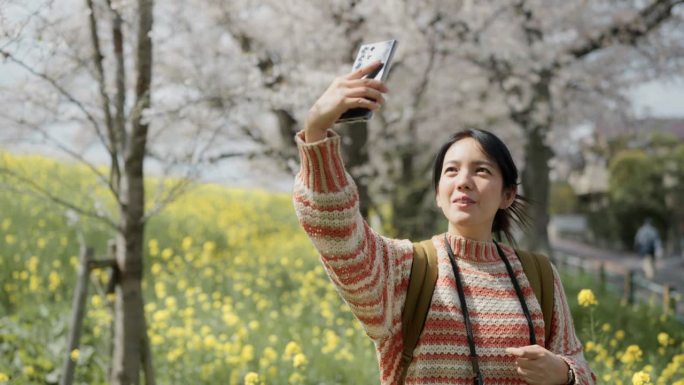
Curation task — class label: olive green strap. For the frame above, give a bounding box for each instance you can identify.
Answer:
[399,240,439,385]
[515,249,555,345]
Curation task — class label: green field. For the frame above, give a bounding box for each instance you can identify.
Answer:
[1,153,683,385]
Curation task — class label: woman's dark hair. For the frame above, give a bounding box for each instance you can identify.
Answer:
[432,128,529,244]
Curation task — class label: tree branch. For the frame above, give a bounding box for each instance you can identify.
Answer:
[106,0,127,156]
[0,112,121,203]
[0,48,109,147]
[203,150,262,163]
[85,0,121,197]
[565,0,684,60]
[0,168,118,231]
[141,178,194,223]
[128,0,153,167]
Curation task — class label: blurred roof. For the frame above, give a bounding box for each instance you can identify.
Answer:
[594,117,684,139]
[569,163,610,195]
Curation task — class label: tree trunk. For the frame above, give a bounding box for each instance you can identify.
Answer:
[521,126,552,255]
[111,231,145,385]
[111,1,153,384]
[338,121,370,219]
[390,148,434,240]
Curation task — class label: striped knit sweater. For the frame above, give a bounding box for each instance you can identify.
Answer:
[293,129,596,385]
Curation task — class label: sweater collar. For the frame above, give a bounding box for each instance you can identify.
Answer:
[442,232,501,262]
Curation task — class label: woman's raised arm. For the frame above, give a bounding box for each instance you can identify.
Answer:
[293,62,413,341]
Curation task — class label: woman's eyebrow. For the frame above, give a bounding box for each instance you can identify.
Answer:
[444,160,495,167]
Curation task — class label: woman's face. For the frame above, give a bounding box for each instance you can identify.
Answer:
[435,137,516,241]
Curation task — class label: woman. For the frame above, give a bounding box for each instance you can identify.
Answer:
[293,60,595,385]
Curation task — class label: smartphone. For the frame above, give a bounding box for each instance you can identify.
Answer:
[337,39,398,124]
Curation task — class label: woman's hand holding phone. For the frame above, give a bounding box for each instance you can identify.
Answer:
[304,60,388,143]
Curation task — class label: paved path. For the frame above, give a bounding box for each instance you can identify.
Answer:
[550,237,683,295]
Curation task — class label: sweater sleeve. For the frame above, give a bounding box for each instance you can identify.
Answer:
[292,129,414,341]
[547,265,597,385]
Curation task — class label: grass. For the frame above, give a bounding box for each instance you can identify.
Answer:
[0,152,683,385]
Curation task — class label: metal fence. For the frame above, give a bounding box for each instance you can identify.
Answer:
[552,251,683,324]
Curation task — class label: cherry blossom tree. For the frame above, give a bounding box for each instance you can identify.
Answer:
[209,0,683,251]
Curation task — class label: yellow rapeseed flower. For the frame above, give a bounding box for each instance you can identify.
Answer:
[151,263,162,275]
[223,312,238,326]
[288,372,304,385]
[0,372,8,382]
[616,330,625,340]
[204,335,217,349]
[657,332,671,347]
[631,371,651,385]
[284,341,302,361]
[70,349,80,361]
[148,239,159,256]
[166,348,182,362]
[249,320,260,331]
[244,372,260,385]
[322,329,340,354]
[335,348,355,362]
[48,271,61,292]
[165,297,177,310]
[154,282,166,299]
[27,256,39,273]
[202,241,216,254]
[577,289,598,307]
[621,345,643,365]
[29,276,40,292]
[263,347,278,362]
[22,366,34,375]
[181,236,193,251]
[241,344,255,363]
[293,353,308,368]
[151,334,164,346]
[161,248,173,260]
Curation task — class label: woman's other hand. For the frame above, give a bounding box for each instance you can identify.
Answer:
[506,345,571,385]
[304,60,388,143]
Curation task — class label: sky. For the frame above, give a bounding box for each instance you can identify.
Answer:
[629,78,684,118]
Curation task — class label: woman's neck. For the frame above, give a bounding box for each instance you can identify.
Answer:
[447,223,493,242]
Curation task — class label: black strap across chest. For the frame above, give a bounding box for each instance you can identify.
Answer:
[444,235,536,385]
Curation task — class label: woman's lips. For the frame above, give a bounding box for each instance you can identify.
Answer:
[452,196,476,207]
[451,196,476,210]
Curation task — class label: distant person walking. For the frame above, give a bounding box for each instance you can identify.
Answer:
[634,218,661,279]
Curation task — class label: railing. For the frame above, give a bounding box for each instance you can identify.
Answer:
[552,251,682,323]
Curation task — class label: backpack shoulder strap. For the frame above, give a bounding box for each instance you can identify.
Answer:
[515,249,555,345]
[399,239,439,385]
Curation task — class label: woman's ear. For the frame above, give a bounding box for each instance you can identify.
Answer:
[500,186,516,209]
